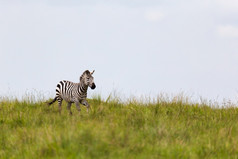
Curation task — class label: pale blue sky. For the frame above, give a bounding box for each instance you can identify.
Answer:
[0,0,238,102]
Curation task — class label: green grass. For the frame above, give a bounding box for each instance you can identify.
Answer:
[0,95,238,159]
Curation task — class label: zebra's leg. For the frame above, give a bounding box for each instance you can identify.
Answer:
[67,102,72,115]
[81,99,90,113]
[57,97,63,114]
[75,102,81,115]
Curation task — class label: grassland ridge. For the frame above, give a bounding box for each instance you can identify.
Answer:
[0,95,238,158]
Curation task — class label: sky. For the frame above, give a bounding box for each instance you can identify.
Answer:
[0,0,238,103]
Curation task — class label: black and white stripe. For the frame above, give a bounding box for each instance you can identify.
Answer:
[48,70,96,115]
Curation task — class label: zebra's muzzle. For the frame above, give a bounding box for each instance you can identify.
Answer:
[91,83,96,89]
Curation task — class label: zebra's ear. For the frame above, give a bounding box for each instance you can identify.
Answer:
[91,70,95,75]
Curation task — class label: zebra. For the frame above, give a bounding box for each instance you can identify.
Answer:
[48,70,96,115]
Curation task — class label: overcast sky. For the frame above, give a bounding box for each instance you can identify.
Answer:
[0,0,238,102]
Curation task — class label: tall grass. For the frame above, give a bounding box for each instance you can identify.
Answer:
[0,94,238,159]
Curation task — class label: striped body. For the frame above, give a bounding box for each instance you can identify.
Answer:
[56,80,88,103]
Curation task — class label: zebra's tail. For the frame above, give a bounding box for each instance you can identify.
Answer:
[47,97,57,106]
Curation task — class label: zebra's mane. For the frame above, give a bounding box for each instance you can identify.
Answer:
[80,70,91,81]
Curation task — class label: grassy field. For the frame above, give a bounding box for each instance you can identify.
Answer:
[0,95,238,159]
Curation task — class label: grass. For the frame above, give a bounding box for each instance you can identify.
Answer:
[0,95,238,159]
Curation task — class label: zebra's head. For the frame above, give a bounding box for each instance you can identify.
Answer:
[80,70,96,89]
